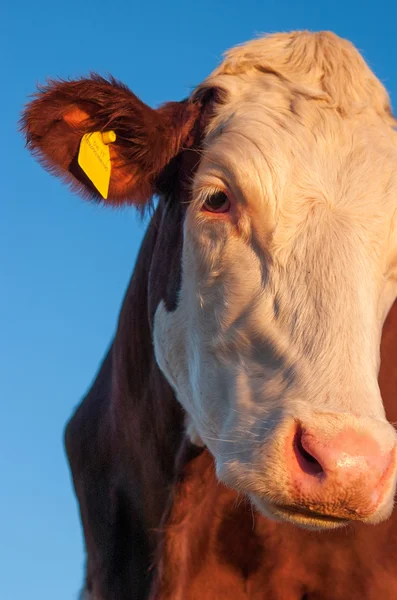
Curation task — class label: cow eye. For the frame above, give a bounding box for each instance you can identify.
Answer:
[202,191,230,213]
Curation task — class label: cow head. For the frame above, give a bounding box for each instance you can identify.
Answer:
[22,31,397,530]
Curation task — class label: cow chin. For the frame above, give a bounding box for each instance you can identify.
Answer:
[215,465,397,532]
[250,495,351,531]
[213,414,397,531]
[249,485,396,531]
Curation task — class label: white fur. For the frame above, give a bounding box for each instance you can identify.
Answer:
[153,32,397,529]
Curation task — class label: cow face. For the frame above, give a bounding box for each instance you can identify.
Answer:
[153,32,397,529]
[23,31,397,530]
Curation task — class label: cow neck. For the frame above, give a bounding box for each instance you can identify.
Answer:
[110,197,195,540]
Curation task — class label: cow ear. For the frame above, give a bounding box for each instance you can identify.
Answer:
[21,75,202,206]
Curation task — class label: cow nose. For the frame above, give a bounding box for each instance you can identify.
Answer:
[288,424,395,518]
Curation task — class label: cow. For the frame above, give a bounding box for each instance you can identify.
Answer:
[22,31,397,599]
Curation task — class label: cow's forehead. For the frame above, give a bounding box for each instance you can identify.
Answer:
[192,32,397,231]
[198,31,394,122]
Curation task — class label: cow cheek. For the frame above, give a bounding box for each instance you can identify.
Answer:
[153,300,188,390]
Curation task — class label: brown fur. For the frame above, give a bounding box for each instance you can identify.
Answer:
[64,201,187,599]
[21,76,204,205]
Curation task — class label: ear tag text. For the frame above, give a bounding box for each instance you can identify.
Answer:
[78,131,116,199]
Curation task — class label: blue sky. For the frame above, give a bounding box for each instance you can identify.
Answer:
[3,1,397,598]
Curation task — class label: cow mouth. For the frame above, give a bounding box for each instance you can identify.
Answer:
[272,503,349,525]
[252,497,350,529]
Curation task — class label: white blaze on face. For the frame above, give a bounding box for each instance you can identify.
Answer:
[153,32,397,528]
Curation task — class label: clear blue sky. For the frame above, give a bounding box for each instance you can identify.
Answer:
[3,1,397,598]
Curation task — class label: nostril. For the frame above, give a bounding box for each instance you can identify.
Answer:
[294,427,324,477]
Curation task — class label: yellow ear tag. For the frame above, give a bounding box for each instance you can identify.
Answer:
[78,131,116,199]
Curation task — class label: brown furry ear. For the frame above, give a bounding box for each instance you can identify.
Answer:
[21,75,203,206]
